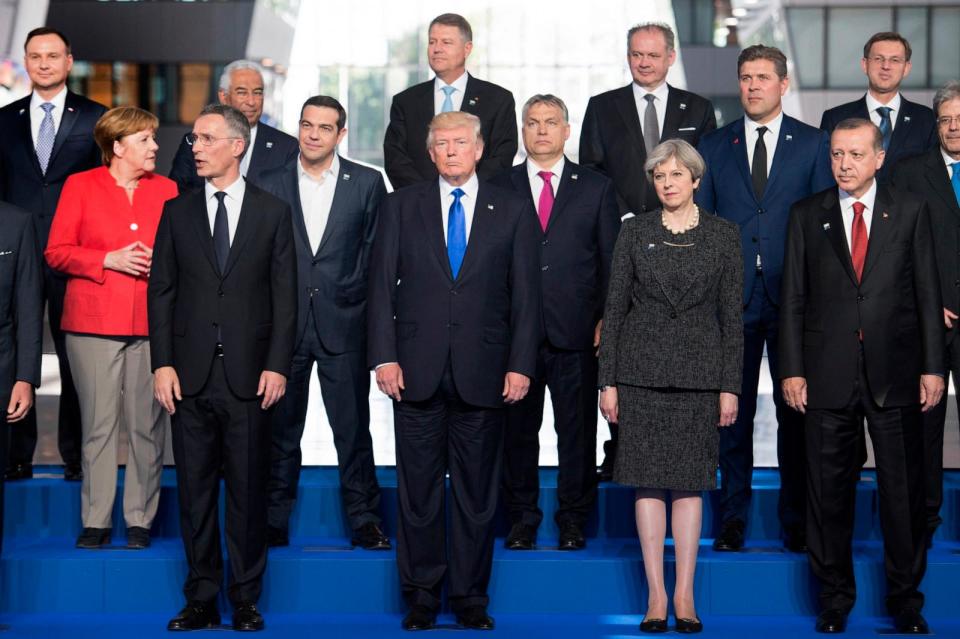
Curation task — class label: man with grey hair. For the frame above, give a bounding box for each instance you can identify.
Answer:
[150,103,297,632]
[490,94,619,551]
[169,59,298,191]
[890,80,960,550]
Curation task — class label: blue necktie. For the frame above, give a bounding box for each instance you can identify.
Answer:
[876,106,893,152]
[951,163,960,208]
[441,85,456,113]
[36,102,55,174]
[447,188,466,278]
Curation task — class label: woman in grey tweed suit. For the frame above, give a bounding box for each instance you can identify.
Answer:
[598,139,743,633]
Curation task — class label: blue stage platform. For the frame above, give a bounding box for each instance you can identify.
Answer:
[2,467,959,637]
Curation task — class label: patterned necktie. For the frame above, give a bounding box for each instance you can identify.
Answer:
[643,94,660,155]
[447,188,466,278]
[850,201,868,282]
[537,171,555,232]
[213,191,230,274]
[876,106,893,152]
[951,163,960,208]
[441,85,456,113]
[36,102,56,174]
[752,126,768,200]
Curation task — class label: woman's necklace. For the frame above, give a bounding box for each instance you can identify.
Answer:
[661,205,699,235]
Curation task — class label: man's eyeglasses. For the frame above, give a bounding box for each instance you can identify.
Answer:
[186,133,241,147]
[937,116,960,128]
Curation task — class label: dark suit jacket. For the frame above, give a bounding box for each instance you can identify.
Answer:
[0,202,42,396]
[890,147,960,344]
[0,91,106,248]
[259,156,387,353]
[579,83,716,216]
[779,184,944,409]
[148,182,297,398]
[383,74,518,190]
[696,114,835,304]
[488,159,620,350]
[819,94,937,182]
[367,178,541,408]
[168,120,299,192]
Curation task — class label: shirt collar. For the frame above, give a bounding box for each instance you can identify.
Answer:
[632,81,669,105]
[839,178,878,213]
[865,91,901,116]
[745,110,784,140]
[205,174,246,203]
[30,86,67,112]
[439,172,479,201]
[940,147,960,170]
[298,152,339,184]
[435,72,469,95]
[526,156,565,182]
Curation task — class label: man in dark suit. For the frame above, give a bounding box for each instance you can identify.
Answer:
[0,27,106,481]
[820,32,936,183]
[368,111,539,631]
[696,45,834,553]
[890,81,960,549]
[149,104,296,632]
[489,94,619,551]
[169,59,298,191]
[383,13,517,190]
[780,118,943,635]
[259,96,389,550]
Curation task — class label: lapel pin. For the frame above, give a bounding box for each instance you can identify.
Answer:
[343,173,351,181]
[19,108,25,115]
[785,134,793,141]
[468,97,478,106]
[882,211,889,218]
[647,243,655,250]
[733,137,740,144]
[904,116,911,123]
[67,107,74,113]
[266,141,273,149]
[571,173,578,180]
[679,103,687,110]
[487,204,494,210]
[823,222,831,230]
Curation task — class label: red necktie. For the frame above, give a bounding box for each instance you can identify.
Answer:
[851,201,867,282]
[537,171,554,232]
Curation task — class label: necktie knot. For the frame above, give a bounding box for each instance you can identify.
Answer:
[756,126,768,140]
[644,94,656,104]
[852,201,865,217]
[537,170,553,183]
[214,191,227,204]
[876,106,892,118]
[41,102,54,114]
[441,86,456,97]
[440,85,456,113]
[451,187,464,202]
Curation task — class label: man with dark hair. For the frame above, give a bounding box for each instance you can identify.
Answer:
[820,32,937,182]
[258,96,389,550]
[383,13,517,190]
[0,26,106,482]
[696,44,834,554]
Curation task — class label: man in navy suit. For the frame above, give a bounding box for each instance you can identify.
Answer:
[259,96,389,551]
[169,59,298,191]
[0,27,106,482]
[368,111,540,631]
[696,44,834,553]
[489,94,620,552]
[820,32,936,183]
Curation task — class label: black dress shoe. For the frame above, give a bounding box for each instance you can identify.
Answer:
[815,609,848,633]
[401,605,436,631]
[76,527,111,549]
[893,608,929,634]
[63,463,82,481]
[712,519,745,552]
[675,617,703,634]
[784,526,807,553]
[266,526,289,548]
[558,521,586,550]
[456,606,494,630]
[505,523,536,550]
[126,526,150,549]
[351,522,391,550]
[167,601,220,631]
[639,618,668,633]
[232,602,264,631]
[4,462,32,481]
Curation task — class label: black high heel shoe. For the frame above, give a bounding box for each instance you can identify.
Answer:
[639,617,668,633]
[675,616,703,633]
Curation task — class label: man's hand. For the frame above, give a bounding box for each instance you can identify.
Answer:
[782,376,808,414]
[257,371,287,409]
[920,374,945,412]
[593,319,603,356]
[718,392,738,427]
[945,307,958,329]
[599,386,618,424]
[502,372,530,404]
[6,381,34,422]
[154,366,182,415]
[104,241,152,277]
[376,363,404,401]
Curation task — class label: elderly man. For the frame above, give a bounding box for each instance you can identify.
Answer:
[368,111,539,631]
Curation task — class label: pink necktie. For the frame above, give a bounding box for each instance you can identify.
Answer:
[851,201,867,282]
[537,170,554,232]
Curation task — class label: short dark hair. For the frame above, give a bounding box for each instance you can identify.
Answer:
[627,22,675,52]
[737,44,788,79]
[863,32,912,62]
[24,27,71,53]
[429,13,472,42]
[198,103,251,155]
[833,117,883,153]
[300,96,347,131]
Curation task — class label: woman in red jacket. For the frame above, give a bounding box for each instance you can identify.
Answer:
[45,106,178,550]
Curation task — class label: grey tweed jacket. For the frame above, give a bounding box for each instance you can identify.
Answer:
[598,211,743,394]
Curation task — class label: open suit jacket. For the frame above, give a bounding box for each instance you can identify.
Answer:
[0,202,42,395]
[778,184,944,409]
[367,179,541,408]
[383,74,518,190]
[579,83,716,216]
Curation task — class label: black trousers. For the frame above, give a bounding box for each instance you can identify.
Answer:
[806,348,926,615]
[9,269,81,467]
[267,317,381,532]
[502,341,598,529]
[394,359,504,613]
[170,356,272,606]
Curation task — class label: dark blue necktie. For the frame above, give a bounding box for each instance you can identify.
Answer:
[876,106,893,152]
[447,188,466,278]
[951,163,960,208]
[213,191,230,273]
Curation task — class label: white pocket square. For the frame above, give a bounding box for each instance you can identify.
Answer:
[678,127,696,131]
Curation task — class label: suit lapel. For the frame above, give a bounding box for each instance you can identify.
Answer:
[418,182,453,280]
[853,96,870,120]
[510,164,534,208]
[460,74,482,115]
[545,161,576,233]
[729,119,754,202]
[888,97,914,153]
[762,116,794,200]
[819,189,859,287]
[16,100,43,177]
[285,165,312,256]
[925,148,960,219]
[246,124,267,178]
[613,85,646,160]
[457,184,495,280]
[222,184,259,278]
[316,161,355,256]
[189,190,220,275]
[860,184,894,283]
[50,92,80,166]
[661,85,683,140]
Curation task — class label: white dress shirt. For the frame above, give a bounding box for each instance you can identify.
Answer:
[839,179,878,250]
[526,156,564,207]
[205,175,246,244]
[866,92,901,132]
[745,110,783,176]
[632,81,669,140]
[941,148,960,176]
[434,72,469,114]
[439,173,479,243]
[298,153,340,254]
[29,86,67,146]
[239,124,258,177]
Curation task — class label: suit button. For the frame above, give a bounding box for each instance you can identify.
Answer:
[218,290,224,297]
[130,223,139,231]
[670,312,677,319]
[757,208,764,214]
[751,237,758,243]
[857,295,865,302]
[212,322,218,327]
[541,265,549,271]
[450,289,458,295]
[542,240,548,246]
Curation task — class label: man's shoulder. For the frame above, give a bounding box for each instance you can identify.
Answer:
[585,84,631,108]
[822,98,864,123]
[900,95,936,121]
[466,75,513,99]
[0,95,30,123]
[790,186,834,217]
[392,79,433,103]
[783,114,829,141]
[66,91,108,117]
[562,161,610,187]
[667,85,713,109]
[338,156,385,184]
[245,180,290,212]
[699,120,739,154]
[257,121,298,148]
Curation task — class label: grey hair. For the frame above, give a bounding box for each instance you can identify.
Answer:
[521,94,569,123]
[198,103,251,156]
[644,139,706,182]
[933,81,960,118]
[627,22,676,52]
[426,111,483,149]
[833,117,883,153]
[218,59,265,93]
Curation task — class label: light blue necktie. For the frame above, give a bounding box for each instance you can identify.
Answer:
[951,163,960,208]
[447,188,466,278]
[36,102,56,174]
[876,106,893,152]
[440,85,456,113]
